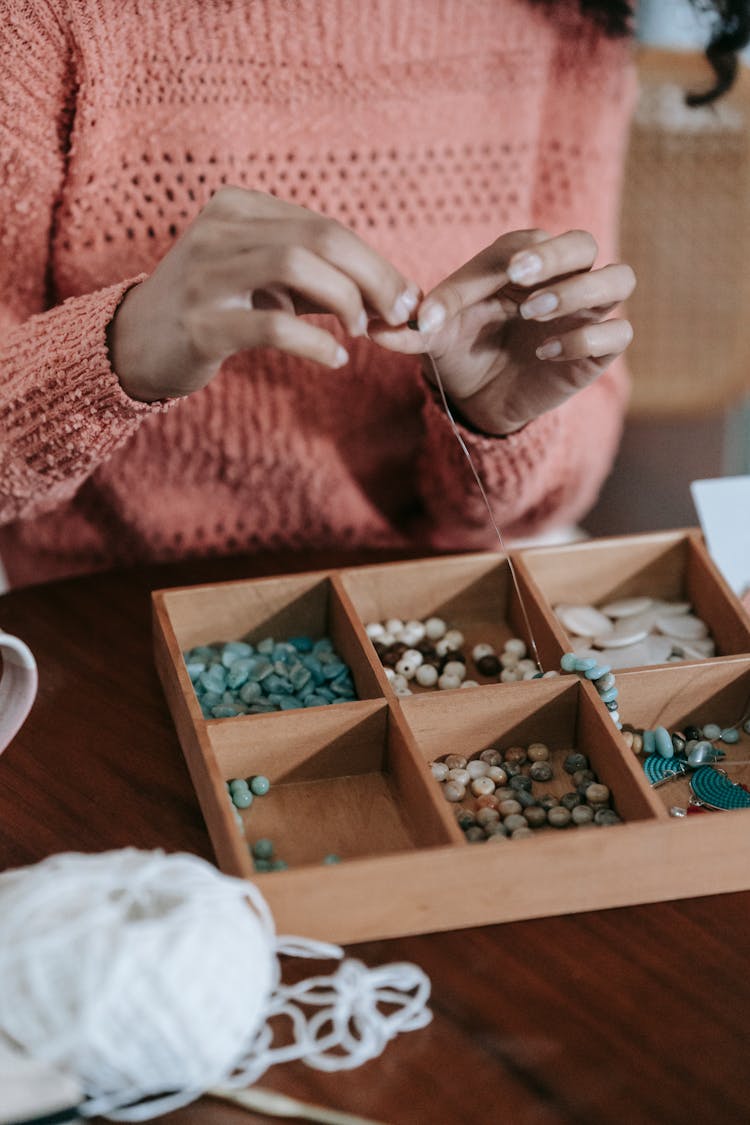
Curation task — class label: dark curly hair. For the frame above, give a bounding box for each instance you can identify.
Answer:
[536,1,750,103]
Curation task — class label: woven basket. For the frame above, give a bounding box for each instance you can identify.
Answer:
[621,49,750,417]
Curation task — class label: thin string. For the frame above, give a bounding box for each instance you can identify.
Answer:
[424,351,543,672]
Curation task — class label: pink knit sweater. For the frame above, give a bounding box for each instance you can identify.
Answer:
[0,0,636,587]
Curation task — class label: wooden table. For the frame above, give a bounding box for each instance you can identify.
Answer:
[1,552,748,1125]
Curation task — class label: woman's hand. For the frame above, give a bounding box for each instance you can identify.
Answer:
[109,187,420,402]
[368,230,635,435]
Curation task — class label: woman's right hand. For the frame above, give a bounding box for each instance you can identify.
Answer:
[108,187,420,402]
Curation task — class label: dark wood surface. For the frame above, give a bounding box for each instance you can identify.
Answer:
[1,551,749,1125]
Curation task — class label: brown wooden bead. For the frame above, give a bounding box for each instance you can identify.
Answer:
[504,746,527,766]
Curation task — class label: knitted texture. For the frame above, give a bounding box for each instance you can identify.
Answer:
[0,0,636,587]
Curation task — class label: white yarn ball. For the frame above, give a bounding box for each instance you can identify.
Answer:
[0,850,276,1116]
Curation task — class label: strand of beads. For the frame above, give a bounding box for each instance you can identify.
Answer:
[431,744,621,841]
[560,652,621,728]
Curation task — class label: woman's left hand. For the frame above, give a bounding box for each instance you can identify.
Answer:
[368,229,635,435]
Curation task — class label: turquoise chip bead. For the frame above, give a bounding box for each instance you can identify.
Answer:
[598,687,618,704]
[304,694,328,707]
[313,637,334,655]
[702,723,722,740]
[199,690,222,707]
[211,704,243,718]
[256,637,275,654]
[185,661,205,682]
[221,641,253,667]
[199,664,227,694]
[322,854,341,865]
[560,653,578,672]
[643,729,656,756]
[720,727,740,744]
[323,661,347,681]
[654,725,674,758]
[278,696,300,710]
[250,775,270,796]
[227,658,254,689]
[231,789,253,809]
[289,635,313,652]
[253,838,274,859]
[573,656,597,672]
[585,664,611,680]
[239,681,262,703]
[289,665,312,691]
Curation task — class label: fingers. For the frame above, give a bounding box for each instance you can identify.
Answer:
[201,247,368,338]
[416,229,549,332]
[518,263,636,323]
[506,229,598,287]
[200,188,419,327]
[189,306,349,370]
[536,318,633,363]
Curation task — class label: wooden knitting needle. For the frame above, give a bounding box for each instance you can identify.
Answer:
[209,1086,390,1125]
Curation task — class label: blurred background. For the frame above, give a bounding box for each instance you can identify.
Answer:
[584,0,750,536]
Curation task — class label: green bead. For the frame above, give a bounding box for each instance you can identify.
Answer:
[229,778,250,794]
[249,775,270,796]
[560,653,578,672]
[720,727,740,744]
[322,853,341,864]
[231,789,253,809]
[253,838,274,859]
[253,858,272,872]
[270,859,288,871]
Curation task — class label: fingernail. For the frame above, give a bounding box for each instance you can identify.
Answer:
[418,302,446,333]
[333,346,349,368]
[520,291,558,320]
[507,252,543,285]
[536,339,562,360]
[353,310,368,337]
[389,286,420,325]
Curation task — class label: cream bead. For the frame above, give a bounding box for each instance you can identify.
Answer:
[447,768,470,786]
[443,629,464,650]
[444,754,467,769]
[487,765,508,785]
[385,618,404,635]
[415,664,438,688]
[431,761,449,781]
[504,637,527,659]
[383,667,396,682]
[438,672,462,690]
[424,616,447,640]
[500,652,519,669]
[472,643,496,662]
[442,660,466,681]
[500,668,520,683]
[395,657,420,679]
[391,673,409,692]
[471,776,496,797]
[443,781,466,802]
[460,679,479,689]
[516,658,537,675]
[393,685,413,696]
[397,627,423,647]
[466,760,489,779]
[365,622,385,639]
[379,630,396,646]
[404,620,426,642]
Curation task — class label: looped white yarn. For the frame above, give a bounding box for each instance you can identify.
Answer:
[0,849,431,1122]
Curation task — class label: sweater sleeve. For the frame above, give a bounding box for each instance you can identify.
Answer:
[0,2,168,525]
[415,20,636,550]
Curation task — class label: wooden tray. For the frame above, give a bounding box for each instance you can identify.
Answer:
[152,529,750,943]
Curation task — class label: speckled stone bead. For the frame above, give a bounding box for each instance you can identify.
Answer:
[487,766,508,785]
[471,777,496,797]
[594,672,616,693]
[447,768,470,786]
[431,761,449,781]
[443,781,466,802]
[456,809,476,830]
[571,804,595,825]
[585,783,610,806]
[503,813,528,832]
[595,808,621,826]
[445,754,467,770]
[631,732,643,754]
[485,823,508,840]
[465,826,486,843]
[516,789,537,809]
[523,806,547,829]
[503,762,522,779]
[548,806,572,828]
[475,794,500,810]
[509,774,533,792]
[504,746,527,766]
[572,769,596,788]
[498,798,522,817]
[476,807,501,827]
[493,787,515,803]
[480,748,503,766]
[538,794,560,811]
[621,730,634,751]
[527,742,550,762]
[511,826,534,839]
[466,760,490,779]
[684,725,702,742]
[564,753,588,775]
[672,732,686,754]
[560,791,583,811]
[529,761,553,782]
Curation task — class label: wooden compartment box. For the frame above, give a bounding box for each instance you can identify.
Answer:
[153,531,750,944]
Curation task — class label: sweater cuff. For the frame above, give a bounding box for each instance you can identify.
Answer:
[3,276,174,478]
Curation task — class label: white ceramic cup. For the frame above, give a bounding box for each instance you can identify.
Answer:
[0,630,37,754]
